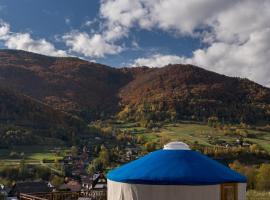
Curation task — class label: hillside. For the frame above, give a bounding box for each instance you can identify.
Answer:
[119,64,270,123]
[0,86,85,146]
[0,50,131,120]
[0,50,270,125]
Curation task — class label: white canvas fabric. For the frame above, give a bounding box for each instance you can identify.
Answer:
[108,180,246,200]
[238,183,247,200]
[163,141,190,150]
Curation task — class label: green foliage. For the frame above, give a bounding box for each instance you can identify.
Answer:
[247,190,270,200]
[70,146,78,157]
[87,145,111,174]
[87,158,103,175]
[50,175,64,187]
[256,164,270,191]
[0,86,88,146]
[0,162,52,182]
[99,145,110,167]
[144,142,157,152]
[229,161,270,191]
[229,160,257,190]
[207,116,219,127]
[245,167,257,190]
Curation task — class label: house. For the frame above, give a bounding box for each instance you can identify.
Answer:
[81,176,93,191]
[81,173,107,191]
[9,181,53,197]
[107,141,247,200]
[59,180,81,192]
[91,173,107,190]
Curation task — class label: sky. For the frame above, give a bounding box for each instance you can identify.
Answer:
[0,0,270,87]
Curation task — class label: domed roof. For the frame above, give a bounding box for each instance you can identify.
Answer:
[163,141,190,150]
[107,142,246,185]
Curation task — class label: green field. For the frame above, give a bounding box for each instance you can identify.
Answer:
[113,121,270,152]
[1,121,270,165]
[247,190,270,200]
[0,145,66,166]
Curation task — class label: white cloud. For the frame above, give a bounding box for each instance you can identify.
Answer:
[188,0,270,86]
[0,22,9,38]
[67,0,234,59]
[4,33,67,57]
[63,0,148,58]
[63,31,123,58]
[132,54,185,67]
[133,26,270,86]
[189,29,270,86]
[100,0,151,29]
[0,22,67,57]
[101,0,270,86]
[210,1,270,44]
[100,0,270,41]
[2,0,268,87]
[103,25,128,42]
[99,0,236,34]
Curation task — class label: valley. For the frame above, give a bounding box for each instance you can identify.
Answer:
[0,50,270,197]
[1,0,269,199]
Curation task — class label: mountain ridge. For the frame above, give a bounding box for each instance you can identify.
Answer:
[0,49,270,125]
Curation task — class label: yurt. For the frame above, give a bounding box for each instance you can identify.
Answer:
[107,142,247,200]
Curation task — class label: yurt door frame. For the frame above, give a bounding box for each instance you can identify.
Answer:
[221,183,238,200]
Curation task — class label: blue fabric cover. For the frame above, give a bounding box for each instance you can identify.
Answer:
[107,150,247,185]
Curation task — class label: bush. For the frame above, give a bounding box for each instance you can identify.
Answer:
[256,164,270,191]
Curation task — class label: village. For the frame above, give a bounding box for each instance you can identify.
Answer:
[1,141,251,200]
[0,140,141,200]
[0,120,264,200]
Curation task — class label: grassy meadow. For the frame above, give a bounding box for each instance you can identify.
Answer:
[0,145,66,166]
[113,121,270,153]
[247,190,270,200]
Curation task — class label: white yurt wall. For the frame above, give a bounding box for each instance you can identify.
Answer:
[107,142,247,200]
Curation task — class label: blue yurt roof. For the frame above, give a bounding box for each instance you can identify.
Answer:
[107,143,246,185]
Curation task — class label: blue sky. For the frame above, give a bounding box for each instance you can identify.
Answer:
[0,0,270,86]
[0,0,201,66]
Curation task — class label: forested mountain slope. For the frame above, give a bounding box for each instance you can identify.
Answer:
[0,86,85,146]
[1,49,270,125]
[119,64,270,123]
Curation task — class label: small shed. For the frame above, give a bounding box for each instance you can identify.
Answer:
[107,142,246,200]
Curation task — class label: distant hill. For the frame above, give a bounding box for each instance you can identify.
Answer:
[0,49,131,121]
[0,49,270,128]
[119,64,270,123]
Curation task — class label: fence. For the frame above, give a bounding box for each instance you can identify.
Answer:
[20,190,106,200]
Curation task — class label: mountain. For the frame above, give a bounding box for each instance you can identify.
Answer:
[0,49,131,121]
[0,86,85,146]
[0,49,270,126]
[119,64,270,123]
